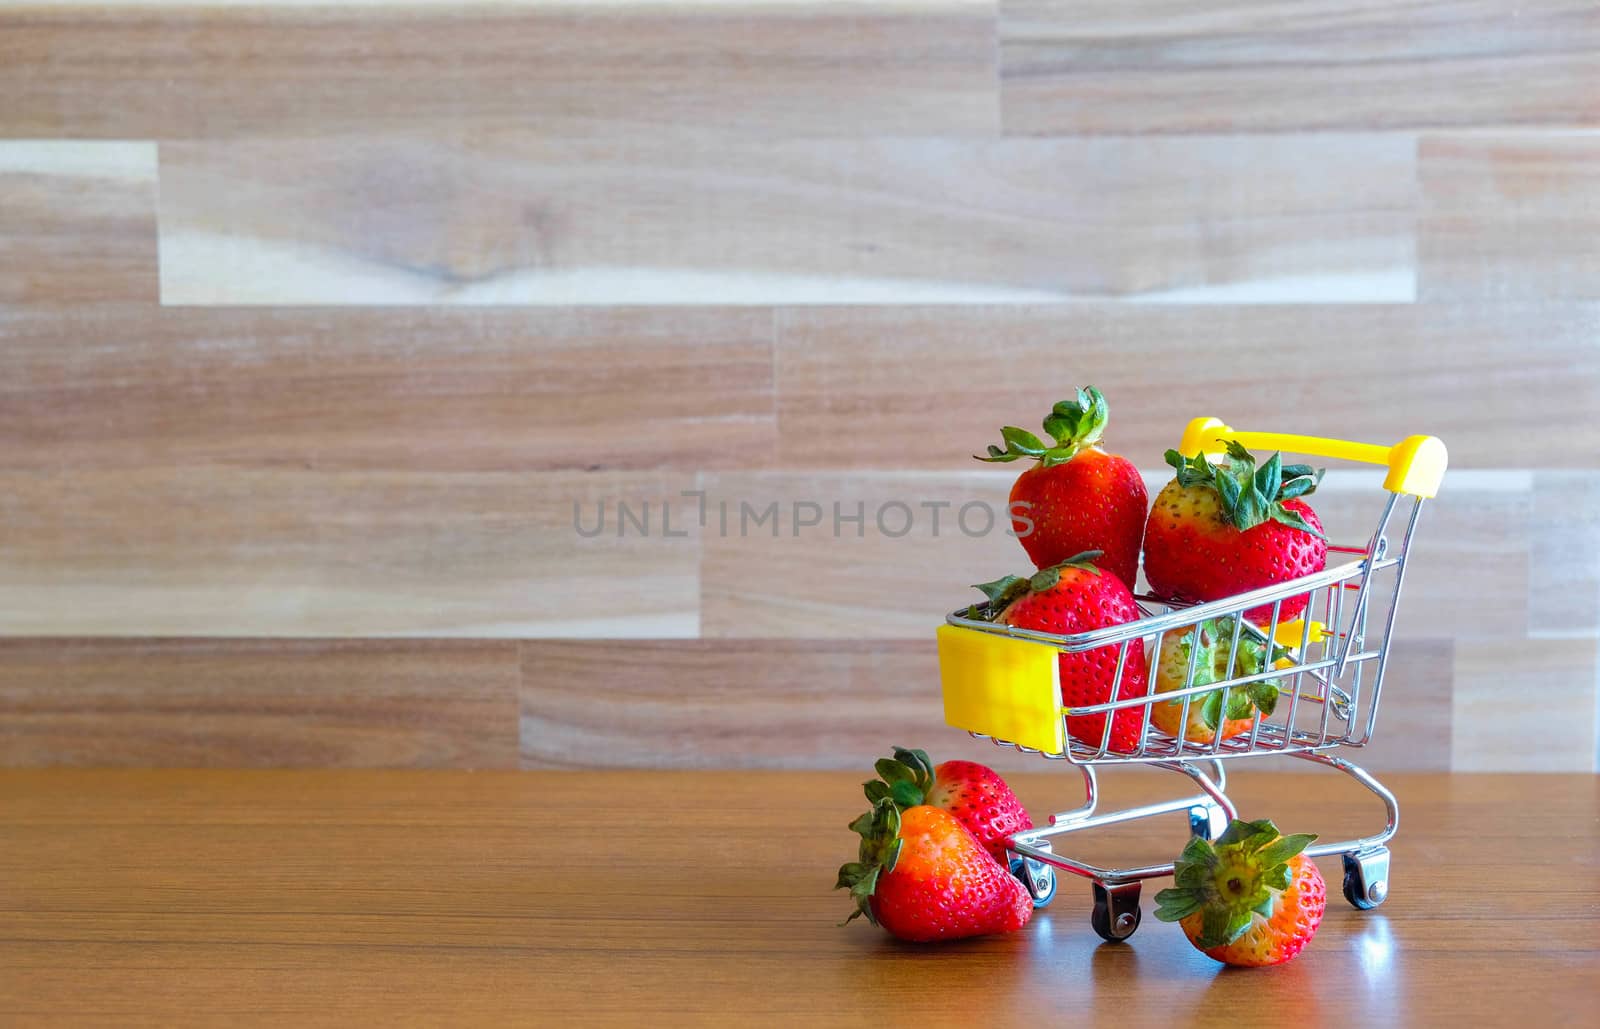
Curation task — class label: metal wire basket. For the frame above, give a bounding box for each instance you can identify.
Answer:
[935,418,1447,941]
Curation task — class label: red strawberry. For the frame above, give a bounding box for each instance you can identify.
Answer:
[1143,442,1328,624]
[1154,818,1326,968]
[976,387,1148,586]
[837,799,1032,943]
[863,747,1032,863]
[976,551,1148,754]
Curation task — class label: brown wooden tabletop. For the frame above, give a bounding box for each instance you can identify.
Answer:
[2,769,1596,1026]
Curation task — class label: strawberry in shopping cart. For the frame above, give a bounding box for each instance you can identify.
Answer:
[1143,442,1328,624]
[1154,818,1325,967]
[1150,616,1287,745]
[974,386,1147,587]
[862,747,1032,863]
[974,551,1148,753]
[836,798,1033,942]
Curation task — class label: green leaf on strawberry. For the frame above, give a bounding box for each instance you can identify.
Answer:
[970,552,1106,619]
[858,749,1035,868]
[1154,818,1318,949]
[836,799,903,926]
[1165,617,1286,732]
[976,386,1110,467]
[1160,442,1328,540]
[867,748,937,809]
[862,748,935,808]
[970,574,1030,613]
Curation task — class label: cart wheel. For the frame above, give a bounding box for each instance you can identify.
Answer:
[1009,852,1058,909]
[1187,803,1226,841]
[1341,848,1391,910]
[1090,882,1142,943]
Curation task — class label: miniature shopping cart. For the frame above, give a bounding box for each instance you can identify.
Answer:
[937,417,1447,942]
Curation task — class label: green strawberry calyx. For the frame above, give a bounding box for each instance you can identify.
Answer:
[1164,441,1328,540]
[968,551,1104,619]
[861,746,937,811]
[1153,819,1318,948]
[1172,617,1289,731]
[975,386,1110,468]
[835,797,903,926]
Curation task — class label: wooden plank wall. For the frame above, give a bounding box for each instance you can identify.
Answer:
[1,1,1597,772]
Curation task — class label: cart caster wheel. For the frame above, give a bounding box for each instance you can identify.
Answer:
[1009,847,1058,909]
[1090,882,1142,943]
[1188,803,1227,841]
[1342,848,1391,910]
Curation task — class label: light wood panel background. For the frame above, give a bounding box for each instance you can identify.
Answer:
[1,1,1596,772]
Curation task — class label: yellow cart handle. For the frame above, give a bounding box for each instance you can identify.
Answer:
[1178,418,1448,499]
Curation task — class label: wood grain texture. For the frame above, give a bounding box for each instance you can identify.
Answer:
[1420,132,1600,299]
[1451,637,1599,771]
[0,635,1459,772]
[0,468,699,637]
[519,638,961,770]
[0,141,158,303]
[774,304,1600,469]
[0,1,999,141]
[0,305,774,471]
[695,469,1535,640]
[3,3,1598,773]
[1531,473,1600,638]
[158,135,1413,304]
[1345,638,1455,772]
[1303,471,1532,639]
[0,638,520,768]
[518,637,1453,772]
[1,769,1596,1025]
[1000,1,1600,134]
[698,470,1023,638]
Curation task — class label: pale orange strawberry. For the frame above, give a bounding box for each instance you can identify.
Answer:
[1150,616,1284,745]
[1154,819,1325,968]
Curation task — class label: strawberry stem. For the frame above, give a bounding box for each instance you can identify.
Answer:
[1153,819,1317,947]
[1176,617,1284,731]
[862,747,936,810]
[1163,442,1328,540]
[975,386,1110,467]
[971,551,1105,617]
[836,798,903,926]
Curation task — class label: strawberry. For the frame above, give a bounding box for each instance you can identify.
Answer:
[1143,442,1328,624]
[862,747,1032,864]
[975,387,1148,586]
[1154,819,1325,968]
[1150,616,1285,745]
[836,799,1032,943]
[975,551,1148,754]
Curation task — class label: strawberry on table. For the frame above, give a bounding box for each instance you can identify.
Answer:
[1154,818,1326,968]
[1150,616,1285,745]
[975,551,1148,754]
[1143,442,1328,624]
[836,799,1033,943]
[863,748,1032,864]
[975,387,1148,587]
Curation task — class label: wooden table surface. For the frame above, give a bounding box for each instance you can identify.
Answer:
[2,769,1596,1026]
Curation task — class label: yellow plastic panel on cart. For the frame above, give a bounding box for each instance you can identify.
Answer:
[937,624,1062,754]
[1275,620,1326,647]
[1273,620,1327,670]
[1177,418,1448,499]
